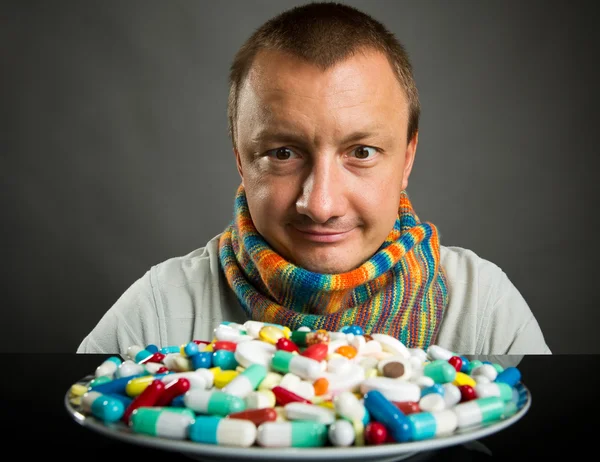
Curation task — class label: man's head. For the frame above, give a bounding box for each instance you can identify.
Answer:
[228,2,420,274]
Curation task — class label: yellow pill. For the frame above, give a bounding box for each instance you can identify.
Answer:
[69,383,88,398]
[282,326,291,338]
[214,370,239,388]
[258,325,286,344]
[258,371,283,391]
[203,344,214,352]
[365,368,379,379]
[257,390,276,408]
[317,399,335,410]
[353,420,365,446]
[209,366,222,376]
[274,406,288,422]
[453,371,476,387]
[125,375,155,397]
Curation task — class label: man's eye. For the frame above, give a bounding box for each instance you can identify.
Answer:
[266,147,296,160]
[350,146,377,159]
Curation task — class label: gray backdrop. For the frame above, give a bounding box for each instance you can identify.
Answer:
[2,0,598,353]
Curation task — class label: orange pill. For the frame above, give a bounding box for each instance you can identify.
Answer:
[313,377,329,396]
[336,345,357,359]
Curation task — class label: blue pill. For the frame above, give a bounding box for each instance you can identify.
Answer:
[363,390,413,443]
[407,412,437,441]
[421,383,445,398]
[160,345,181,354]
[495,366,521,388]
[106,392,133,409]
[191,351,213,369]
[145,344,159,354]
[459,356,470,373]
[89,374,146,395]
[184,342,200,357]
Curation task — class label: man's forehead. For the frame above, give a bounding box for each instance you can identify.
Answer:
[245,48,401,99]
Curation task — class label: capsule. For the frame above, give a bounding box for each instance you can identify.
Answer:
[130,407,195,439]
[272,386,311,406]
[189,416,257,447]
[271,350,322,380]
[495,366,521,388]
[116,360,146,378]
[95,356,122,378]
[423,360,457,384]
[89,373,146,395]
[333,391,367,423]
[227,407,278,426]
[407,409,457,440]
[284,402,336,424]
[183,388,246,416]
[127,345,153,363]
[222,364,268,398]
[81,391,124,423]
[122,379,165,424]
[256,421,328,447]
[475,382,514,401]
[363,390,413,443]
[453,396,505,428]
[154,377,190,407]
[161,369,213,390]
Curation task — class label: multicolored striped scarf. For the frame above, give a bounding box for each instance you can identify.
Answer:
[218,184,448,349]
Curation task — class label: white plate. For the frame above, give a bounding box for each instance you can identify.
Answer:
[65,375,531,462]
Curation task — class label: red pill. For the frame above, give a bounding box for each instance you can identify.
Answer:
[458,384,477,402]
[154,377,190,407]
[139,352,165,364]
[271,386,311,406]
[448,356,463,372]
[227,407,278,426]
[392,400,420,415]
[301,343,328,362]
[276,337,299,353]
[193,339,210,345]
[156,366,169,374]
[365,421,388,445]
[122,379,165,424]
[213,341,237,352]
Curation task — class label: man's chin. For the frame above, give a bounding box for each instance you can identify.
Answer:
[291,254,362,275]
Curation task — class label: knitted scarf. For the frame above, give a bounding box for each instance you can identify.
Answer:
[218,184,448,349]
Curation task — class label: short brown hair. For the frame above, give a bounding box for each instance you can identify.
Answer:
[227,1,420,150]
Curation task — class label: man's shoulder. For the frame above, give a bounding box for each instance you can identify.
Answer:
[151,233,224,284]
[440,244,504,287]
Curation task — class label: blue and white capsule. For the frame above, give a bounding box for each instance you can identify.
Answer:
[189,416,257,447]
[183,388,246,416]
[81,391,124,423]
[130,407,195,439]
[407,409,458,440]
[256,421,328,447]
[95,356,122,379]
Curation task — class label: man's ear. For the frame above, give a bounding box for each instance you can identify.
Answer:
[401,130,418,191]
[234,148,244,185]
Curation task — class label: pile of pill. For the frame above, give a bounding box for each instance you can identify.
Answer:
[68,321,527,448]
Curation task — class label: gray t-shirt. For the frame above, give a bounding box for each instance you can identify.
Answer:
[77,233,551,358]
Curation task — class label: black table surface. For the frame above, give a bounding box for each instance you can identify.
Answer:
[2,354,597,460]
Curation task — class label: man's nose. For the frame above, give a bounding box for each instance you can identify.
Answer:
[295,159,347,224]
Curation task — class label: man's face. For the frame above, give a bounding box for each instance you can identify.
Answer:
[234,48,417,274]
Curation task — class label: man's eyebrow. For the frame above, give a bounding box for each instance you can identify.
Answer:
[252,127,387,145]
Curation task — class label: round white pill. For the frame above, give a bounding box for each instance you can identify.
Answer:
[328,419,355,447]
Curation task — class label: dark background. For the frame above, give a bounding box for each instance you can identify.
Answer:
[2,0,599,353]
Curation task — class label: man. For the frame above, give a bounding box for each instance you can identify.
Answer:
[77,2,551,356]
